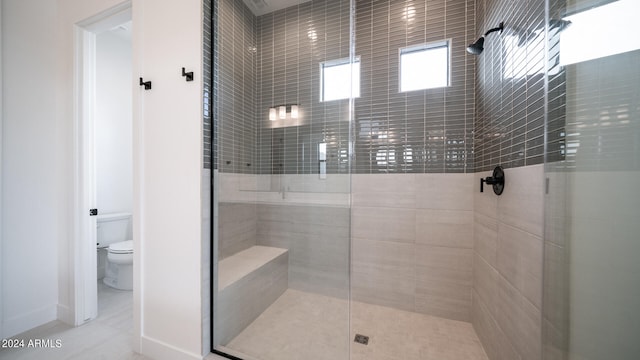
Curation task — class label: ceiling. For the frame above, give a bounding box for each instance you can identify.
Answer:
[242,0,312,16]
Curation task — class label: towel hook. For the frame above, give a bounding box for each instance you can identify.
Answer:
[182,67,194,81]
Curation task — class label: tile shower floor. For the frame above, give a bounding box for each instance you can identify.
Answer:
[223,289,489,360]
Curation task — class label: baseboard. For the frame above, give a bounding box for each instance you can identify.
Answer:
[2,304,57,338]
[141,334,204,360]
[56,303,74,326]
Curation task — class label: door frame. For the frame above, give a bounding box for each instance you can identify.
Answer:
[72,1,132,326]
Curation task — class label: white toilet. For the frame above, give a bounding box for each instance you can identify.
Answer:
[97,213,133,290]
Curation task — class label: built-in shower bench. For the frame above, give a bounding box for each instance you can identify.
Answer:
[217,245,288,345]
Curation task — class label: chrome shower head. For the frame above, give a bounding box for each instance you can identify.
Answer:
[467,22,504,55]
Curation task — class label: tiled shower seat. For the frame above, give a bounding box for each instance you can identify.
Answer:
[216,246,288,345]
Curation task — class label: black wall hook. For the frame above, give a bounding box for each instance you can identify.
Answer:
[481,166,505,195]
[139,77,152,90]
[182,67,194,81]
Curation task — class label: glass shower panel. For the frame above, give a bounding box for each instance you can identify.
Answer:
[543,0,640,359]
[212,0,353,359]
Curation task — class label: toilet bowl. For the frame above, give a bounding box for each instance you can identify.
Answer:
[104,240,133,290]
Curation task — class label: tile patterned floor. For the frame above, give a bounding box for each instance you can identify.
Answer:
[223,289,489,360]
[1,286,488,360]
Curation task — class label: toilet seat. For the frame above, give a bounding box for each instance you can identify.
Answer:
[108,240,133,254]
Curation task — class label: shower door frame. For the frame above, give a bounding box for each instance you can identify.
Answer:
[209,1,358,359]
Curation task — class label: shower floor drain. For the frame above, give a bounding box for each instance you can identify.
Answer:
[354,334,369,345]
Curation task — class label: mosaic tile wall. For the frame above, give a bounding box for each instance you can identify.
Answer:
[214,0,565,174]
[472,0,562,172]
[204,0,212,169]
[353,0,476,173]
[216,0,257,174]
[255,0,352,175]
[255,0,476,174]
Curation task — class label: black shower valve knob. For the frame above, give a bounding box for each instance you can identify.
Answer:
[480,166,505,195]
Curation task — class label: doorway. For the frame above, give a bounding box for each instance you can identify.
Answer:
[73,2,132,325]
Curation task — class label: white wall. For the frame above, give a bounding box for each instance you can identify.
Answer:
[133,0,206,358]
[1,0,59,338]
[1,1,208,358]
[96,29,132,215]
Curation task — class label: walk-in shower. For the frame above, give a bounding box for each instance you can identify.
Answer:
[209,0,640,359]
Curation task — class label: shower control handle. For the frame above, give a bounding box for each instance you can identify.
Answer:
[480,166,505,195]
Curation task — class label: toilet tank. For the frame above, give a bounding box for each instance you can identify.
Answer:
[97,212,132,248]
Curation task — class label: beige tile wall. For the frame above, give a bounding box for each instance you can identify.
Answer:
[216,169,546,360]
[472,164,544,360]
[257,204,351,299]
[351,173,475,322]
[219,203,257,259]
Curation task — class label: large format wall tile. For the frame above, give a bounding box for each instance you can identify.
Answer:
[498,165,545,237]
[257,204,350,298]
[474,213,498,267]
[351,173,476,321]
[351,238,416,311]
[351,271,416,312]
[473,254,498,315]
[415,245,473,321]
[494,276,541,360]
[472,291,521,360]
[219,203,257,259]
[352,238,415,279]
[416,209,473,248]
[352,174,416,208]
[415,174,474,210]
[473,164,544,360]
[497,223,543,309]
[351,207,416,243]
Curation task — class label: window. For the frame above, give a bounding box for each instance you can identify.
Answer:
[400,40,450,92]
[321,57,360,102]
[559,0,640,66]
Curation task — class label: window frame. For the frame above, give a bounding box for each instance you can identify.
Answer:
[399,39,452,93]
[319,56,361,102]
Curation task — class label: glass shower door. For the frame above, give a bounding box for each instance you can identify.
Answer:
[543,0,640,359]
[212,0,354,359]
